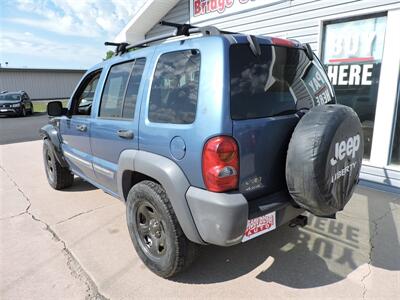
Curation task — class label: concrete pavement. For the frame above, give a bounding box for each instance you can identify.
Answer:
[1,140,399,299]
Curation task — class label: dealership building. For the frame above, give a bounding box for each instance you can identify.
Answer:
[116,0,400,189]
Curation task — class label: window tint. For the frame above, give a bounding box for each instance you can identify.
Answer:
[230,44,333,120]
[390,83,400,165]
[122,58,146,119]
[0,93,20,101]
[99,61,134,118]
[72,71,101,116]
[149,49,200,124]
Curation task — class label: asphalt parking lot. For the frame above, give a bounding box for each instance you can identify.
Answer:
[0,113,49,145]
[0,140,399,299]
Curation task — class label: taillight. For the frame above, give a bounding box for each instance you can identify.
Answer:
[202,136,239,192]
[271,37,295,47]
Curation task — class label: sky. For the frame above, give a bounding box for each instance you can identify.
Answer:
[0,0,146,69]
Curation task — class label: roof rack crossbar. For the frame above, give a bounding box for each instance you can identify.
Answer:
[159,21,195,36]
[105,22,241,56]
[125,31,179,51]
[104,42,129,56]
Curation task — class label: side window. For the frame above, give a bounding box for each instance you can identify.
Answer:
[99,61,134,118]
[149,49,200,124]
[122,58,146,119]
[71,70,101,116]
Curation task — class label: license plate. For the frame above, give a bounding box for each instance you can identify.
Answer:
[242,211,276,242]
[0,109,8,112]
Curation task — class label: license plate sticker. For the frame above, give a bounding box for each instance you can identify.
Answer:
[242,211,276,242]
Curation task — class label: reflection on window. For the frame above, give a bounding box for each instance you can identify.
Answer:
[148,49,200,124]
[390,92,400,165]
[99,61,133,118]
[74,71,101,116]
[322,14,387,159]
[230,44,333,120]
[123,58,146,119]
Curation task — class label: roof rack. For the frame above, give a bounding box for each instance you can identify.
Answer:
[105,22,310,57]
[105,22,237,56]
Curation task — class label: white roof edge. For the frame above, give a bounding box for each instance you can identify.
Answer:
[114,0,180,43]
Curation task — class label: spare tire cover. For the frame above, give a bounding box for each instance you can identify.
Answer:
[286,104,364,216]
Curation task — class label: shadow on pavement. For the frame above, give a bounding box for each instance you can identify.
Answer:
[63,177,98,192]
[173,187,400,288]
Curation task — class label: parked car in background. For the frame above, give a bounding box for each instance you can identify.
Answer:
[0,91,33,117]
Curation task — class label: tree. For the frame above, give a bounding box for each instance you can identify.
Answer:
[103,50,114,61]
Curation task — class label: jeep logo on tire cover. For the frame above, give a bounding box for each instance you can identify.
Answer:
[330,134,360,166]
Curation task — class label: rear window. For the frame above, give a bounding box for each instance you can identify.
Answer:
[230,44,334,120]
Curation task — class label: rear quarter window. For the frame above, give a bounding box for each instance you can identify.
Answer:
[148,49,200,124]
[230,44,333,120]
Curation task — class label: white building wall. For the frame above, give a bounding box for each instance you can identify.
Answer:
[147,0,400,55]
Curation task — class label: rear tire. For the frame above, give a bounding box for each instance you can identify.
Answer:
[126,180,198,278]
[43,139,74,190]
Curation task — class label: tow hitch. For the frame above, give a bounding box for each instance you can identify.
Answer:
[289,215,308,228]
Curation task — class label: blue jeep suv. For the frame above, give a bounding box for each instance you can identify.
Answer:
[41,23,363,278]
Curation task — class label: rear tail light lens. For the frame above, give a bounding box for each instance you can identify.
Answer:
[202,136,239,192]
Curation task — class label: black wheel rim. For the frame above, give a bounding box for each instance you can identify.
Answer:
[46,150,55,182]
[135,201,167,258]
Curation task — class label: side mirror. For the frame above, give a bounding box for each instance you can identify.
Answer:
[47,101,67,116]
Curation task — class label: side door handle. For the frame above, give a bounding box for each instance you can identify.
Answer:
[117,129,134,139]
[76,124,87,132]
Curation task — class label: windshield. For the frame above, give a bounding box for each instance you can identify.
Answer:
[230,44,334,120]
[0,93,21,101]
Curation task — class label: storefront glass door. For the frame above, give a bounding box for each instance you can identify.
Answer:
[390,80,400,165]
[321,14,387,159]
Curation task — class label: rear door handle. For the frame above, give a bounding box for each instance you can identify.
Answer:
[117,129,134,139]
[76,124,87,132]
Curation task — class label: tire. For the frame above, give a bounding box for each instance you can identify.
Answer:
[20,106,27,117]
[43,139,74,190]
[286,104,363,217]
[126,180,198,278]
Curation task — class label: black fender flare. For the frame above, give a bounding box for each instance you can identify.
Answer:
[117,150,205,244]
[39,123,68,168]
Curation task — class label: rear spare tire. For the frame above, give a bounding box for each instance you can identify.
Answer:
[286,104,363,217]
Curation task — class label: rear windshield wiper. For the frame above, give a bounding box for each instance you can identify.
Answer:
[247,35,261,56]
[270,108,309,117]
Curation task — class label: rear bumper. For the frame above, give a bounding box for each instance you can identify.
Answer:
[186,187,304,246]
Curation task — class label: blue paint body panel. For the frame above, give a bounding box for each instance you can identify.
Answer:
[57,33,330,202]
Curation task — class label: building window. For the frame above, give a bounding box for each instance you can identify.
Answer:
[390,81,400,165]
[321,14,387,160]
[148,49,200,124]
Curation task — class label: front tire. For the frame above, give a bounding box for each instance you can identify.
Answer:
[43,139,74,190]
[20,106,27,117]
[126,180,198,278]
